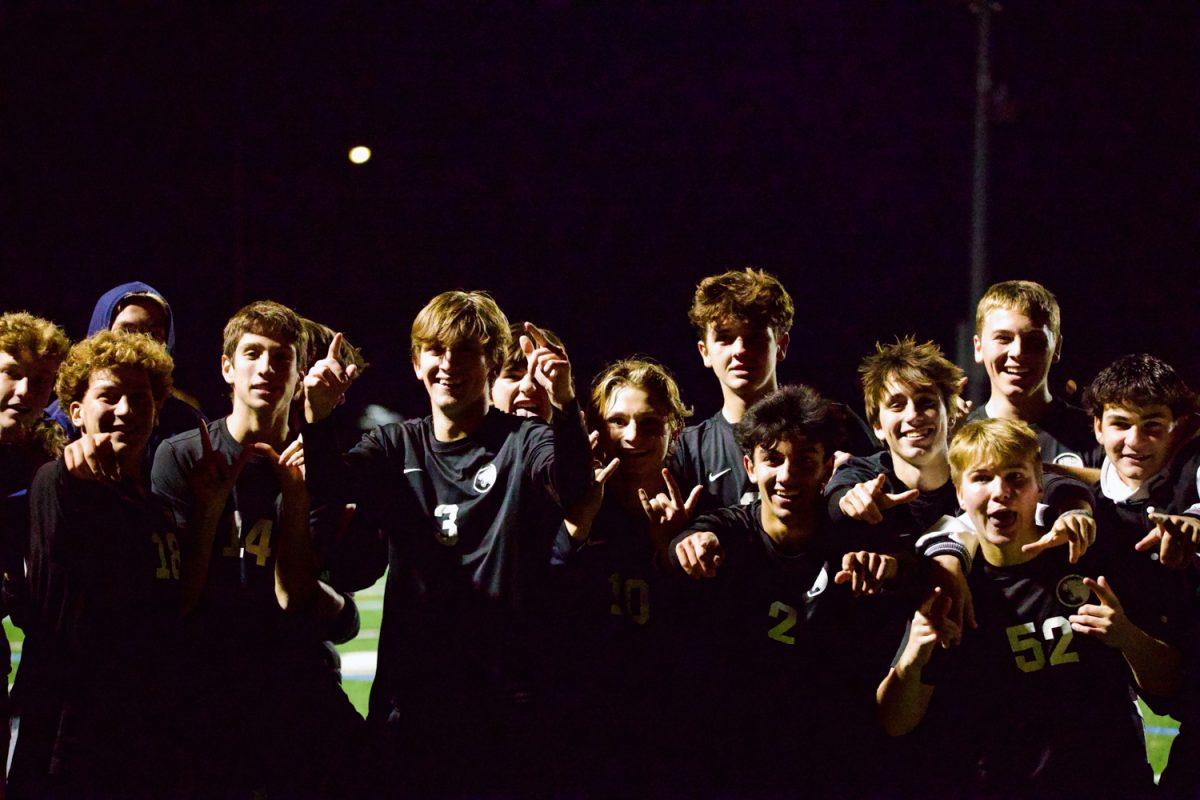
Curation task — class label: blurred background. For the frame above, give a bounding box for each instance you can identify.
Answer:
[4,1,1197,424]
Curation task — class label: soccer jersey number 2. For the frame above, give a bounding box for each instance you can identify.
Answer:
[1006,617,1080,673]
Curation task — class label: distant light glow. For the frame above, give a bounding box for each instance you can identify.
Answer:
[349,146,372,164]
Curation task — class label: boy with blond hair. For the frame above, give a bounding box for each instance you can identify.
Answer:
[967,279,1098,467]
[303,290,592,795]
[878,418,1184,797]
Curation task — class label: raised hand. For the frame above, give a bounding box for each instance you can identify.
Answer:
[1136,507,1200,570]
[835,550,898,596]
[675,530,723,579]
[1022,510,1096,564]
[252,438,309,503]
[563,431,620,541]
[838,473,919,525]
[639,468,703,551]
[188,422,252,512]
[63,432,121,482]
[303,332,358,424]
[522,322,574,410]
[1069,576,1134,649]
[899,586,961,672]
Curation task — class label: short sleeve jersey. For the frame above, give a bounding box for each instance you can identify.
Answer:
[152,418,298,647]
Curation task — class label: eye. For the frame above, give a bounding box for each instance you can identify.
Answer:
[639,417,667,436]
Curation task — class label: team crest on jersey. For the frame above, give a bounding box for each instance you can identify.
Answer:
[1052,452,1084,468]
[1056,574,1091,608]
[473,463,498,494]
[807,566,829,598]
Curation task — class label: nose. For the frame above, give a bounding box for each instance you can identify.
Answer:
[991,476,1012,501]
[1008,335,1023,359]
[114,393,132,417]
[12,376,29,400]
[518,369,536,396]
[775,457,792,484]
[1128,425,1147,447]
[731,336,748,356]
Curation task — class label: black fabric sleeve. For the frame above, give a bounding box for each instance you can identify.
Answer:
[824,457,884,522]
[529,398,592,511]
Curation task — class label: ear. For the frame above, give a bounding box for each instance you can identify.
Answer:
[743,452,755,481]
[1051,333,1063,364]
[221,354,235,386]
[819,453,835,485]
[412,357,422,381]
[697,339,712,368]
[972,334,983,364]
[68,400,84,429]
[955,483,965,509]
[1093,416,1104,445]
[775,331,790,361]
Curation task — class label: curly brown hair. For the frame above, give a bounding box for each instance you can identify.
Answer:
[56,331,174,410]
[688,268,794,340]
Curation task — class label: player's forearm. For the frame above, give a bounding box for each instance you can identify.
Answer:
[876,666,933,737]
[1120,629,1182,698]
[549,399,592,509]
[274,494,320,612]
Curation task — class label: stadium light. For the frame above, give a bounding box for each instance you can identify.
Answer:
[349,145,372,165]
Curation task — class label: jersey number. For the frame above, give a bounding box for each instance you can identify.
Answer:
[220,515,274,566]
[152,532,181,580]
[767,601,798,645]
[608,573,650,625]
[1005,616,1080,673]
[433,504,459,546]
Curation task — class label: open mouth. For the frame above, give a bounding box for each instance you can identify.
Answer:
[988,509,1017,528]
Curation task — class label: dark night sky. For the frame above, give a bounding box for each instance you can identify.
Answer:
[4,2,1198,425]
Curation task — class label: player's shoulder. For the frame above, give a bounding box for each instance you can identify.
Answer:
[826,450,889,491]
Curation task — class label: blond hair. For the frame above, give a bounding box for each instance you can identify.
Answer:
[410,291,511,378]
[948,418,1042,487]
[975,280,1061,340]
[588,357,692,438]
[0,312,70,364]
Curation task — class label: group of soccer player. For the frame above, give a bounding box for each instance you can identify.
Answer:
[0,272,1197,798]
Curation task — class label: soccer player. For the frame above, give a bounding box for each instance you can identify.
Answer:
[878,418,1183,797]
[550,357,698,794]
[1078,354,1200,795]
[150,300,361,798]
[45,281,206,460]
[9,330,187,796]
[302,290,592,796]
[0,311,69,795]
[671,384,917,796]
[669,267,877,514]
[966,279,1098,467]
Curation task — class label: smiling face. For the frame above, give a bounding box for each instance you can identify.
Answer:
[222,332,300,414]
[68,366,157,460]
[957,458,1042,563]
[600,385,671,483]
[699,319,788,403]
[873,378,949,470]
[0,350,60,443]
[491,362,551,422]
[1095,403,1175,489]
[414,338,491,419]
[974,307,1059,403]
[746,434,830,536]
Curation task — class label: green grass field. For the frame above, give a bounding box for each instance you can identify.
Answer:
[1,575,1182,779]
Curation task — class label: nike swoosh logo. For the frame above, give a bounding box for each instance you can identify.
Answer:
[403,468,424,474]
[708,468,731,482]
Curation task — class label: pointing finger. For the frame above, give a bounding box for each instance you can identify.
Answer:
[595,457,620,484]
[327,332,344,363]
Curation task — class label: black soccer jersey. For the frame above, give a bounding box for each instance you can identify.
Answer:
[967,396,1102,468]
[304,403,590,795]
[668,403,879,516]
[914,543,1176,797]
[671,502,914,795]
[11,460,183,793]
